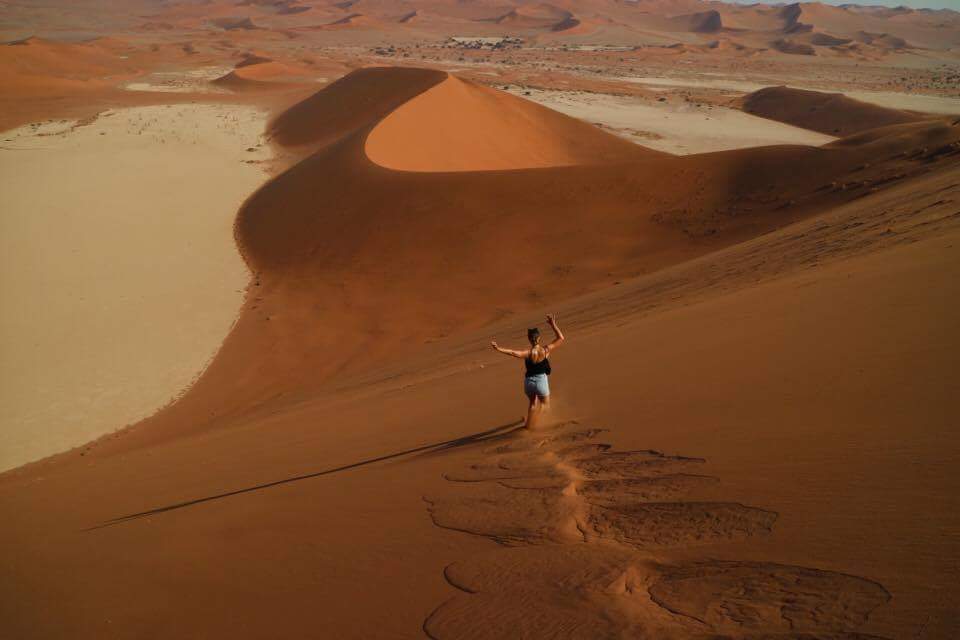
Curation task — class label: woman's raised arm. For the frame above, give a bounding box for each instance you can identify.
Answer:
[545,314,565,352]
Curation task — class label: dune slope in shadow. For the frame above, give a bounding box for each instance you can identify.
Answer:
[739,85,929,136]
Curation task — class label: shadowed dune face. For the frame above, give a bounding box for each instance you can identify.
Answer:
[740,86,928,136]
[267,66,446,150]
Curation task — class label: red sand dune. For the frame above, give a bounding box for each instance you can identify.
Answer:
[365,74,657,171]
[101,67,958,447]
[268,66,446,149]
[2,63,959,639]
[485,4,574,30]
[740,85,928,136]
[6,0,957,53]
[1,49,959,639]
[317,12,381,28]
[0,36,132,79]
[213,57,317,89]
[124,0,960,51]
[0,36,142,124]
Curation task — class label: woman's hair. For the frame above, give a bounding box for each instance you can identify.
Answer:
[527,327,546,362]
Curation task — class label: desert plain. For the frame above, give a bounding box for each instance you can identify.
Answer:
[1,0,959,638]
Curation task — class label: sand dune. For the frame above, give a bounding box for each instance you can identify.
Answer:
[213,58,316,90]
[99,67,958,452]
[268,66,445,149]
[211,16,261,31]
[740,85,928,136]
[0,36,137,93]
[366,74,656,171]
[317,12,382,29]
[5,0,959,53]
[2,8,960,631]
[1,86,957,634]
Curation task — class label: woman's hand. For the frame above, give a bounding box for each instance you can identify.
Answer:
[490,341,499,350]
[546,314,564,349]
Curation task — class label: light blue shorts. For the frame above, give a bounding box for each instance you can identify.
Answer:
[524,374,550,398]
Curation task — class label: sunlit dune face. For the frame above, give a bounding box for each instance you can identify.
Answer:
[364,75,657,172]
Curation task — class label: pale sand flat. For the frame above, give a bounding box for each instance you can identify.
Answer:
[0,104,270,472]
[124,67,235,94]
[508,87,836,154]
[844,90,960,115]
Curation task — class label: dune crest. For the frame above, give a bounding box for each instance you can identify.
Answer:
[740,85,927,136]
[365,74,660,172]
[268,66,445,149]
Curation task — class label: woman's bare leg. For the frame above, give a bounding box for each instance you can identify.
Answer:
[539,395,551,425]
[524,395,540,429]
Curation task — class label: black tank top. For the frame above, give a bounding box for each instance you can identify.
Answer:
[525,355,551,377]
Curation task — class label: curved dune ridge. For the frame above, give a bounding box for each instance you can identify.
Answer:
[212,57,315,90]
[87,66,958,451]
[740,85,927,136]
[365,74,659,172]
[267,66,446,149]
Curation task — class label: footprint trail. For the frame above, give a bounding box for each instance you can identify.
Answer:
[424,421,890,639]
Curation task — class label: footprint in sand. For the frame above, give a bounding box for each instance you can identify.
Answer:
[423,421,891,640]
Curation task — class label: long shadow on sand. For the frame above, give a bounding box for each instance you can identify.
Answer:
[87,420,523,531]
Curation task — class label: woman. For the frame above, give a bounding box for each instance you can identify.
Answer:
[491,314,565,429]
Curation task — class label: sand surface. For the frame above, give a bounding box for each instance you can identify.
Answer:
[509,87,836,154]
[124,67,234,94]
[367,75,656,171]
[844,90,960,115]
[2,157,957,638]
[618,76,960,115]
[0,104,270,472]
[618,75,768,93]
[2,1,960,631]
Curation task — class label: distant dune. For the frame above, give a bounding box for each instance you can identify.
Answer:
[683,10,723,34]
[772,38,816,55]
[213,57,315,89]
[740,86,928,136]
[319,12,379,29]
[4,0,958,52]
[211,16,260,30]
